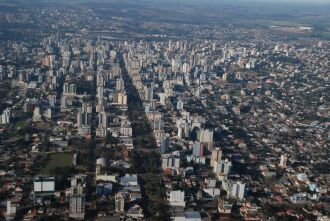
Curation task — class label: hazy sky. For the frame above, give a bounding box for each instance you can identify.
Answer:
[163,0,330,5]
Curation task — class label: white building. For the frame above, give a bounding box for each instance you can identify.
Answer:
[169,190,185,207]
[116,78,125,91]
[0,108,11,124]
[177,99,184,110]
[162,154,180,170]
[34,176,55,194]
[197,129,213,144]
[280,154,287,168]
[69,185,85,220]
[33,107,42,122]
[213,159,232,178]
[222,181,246,200]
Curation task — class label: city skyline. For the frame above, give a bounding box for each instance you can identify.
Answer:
[0,0,329,220]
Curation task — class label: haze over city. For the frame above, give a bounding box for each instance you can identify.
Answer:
[0,0,329,221]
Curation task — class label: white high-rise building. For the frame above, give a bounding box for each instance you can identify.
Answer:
[159,93,166,106]
[231,181,246,200]
[98,111,107,129]
[213,159,232,178]
[162,154,180,170]
[63,83,76,95]
[177,99,184,110]
[77,103,92,137]
[169,190,185,207]
[97,86,104,98]
[33,107,42,122]
[61,95,67,110]
[182,62,190,74]
[116,78,125,91]
[280,154,287,168]
[0,108,11,124]
[168,40,172,50]
[69,185,85,220]
[197,129,213,144]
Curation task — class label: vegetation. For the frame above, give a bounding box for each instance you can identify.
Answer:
[39,152,74,175]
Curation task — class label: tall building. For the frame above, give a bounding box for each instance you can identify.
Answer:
[192,141,205,157]
[97,86,104,98]
[169,190,185,207]
[0,108,11,124]
[32,107,42,122]
[96,111,108,138]
[177,99,184,110]
[162,154,180,170]
[211,148,222,167]
[61,95,67,110]
[117,92,128,105]
[69,185,85,220]
[115,193,125,213]
[77,103,93,137]
[213,159,232,178]
[280,154,287,168]
[160,135,170,154]
[197,129,213,144]
[231,181,246,200]
[63,83,76,95]
[145,86,153,101]
[116,78,125,91]
[48,95,56,107]
[98,111,107,128]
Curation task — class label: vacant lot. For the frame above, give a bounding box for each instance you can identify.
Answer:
[39,152,74,175]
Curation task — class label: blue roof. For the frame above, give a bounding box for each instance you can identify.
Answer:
[185,211,201,219]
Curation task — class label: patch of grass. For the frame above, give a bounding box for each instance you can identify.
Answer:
[39,152,74,175]
[14,120,29,130]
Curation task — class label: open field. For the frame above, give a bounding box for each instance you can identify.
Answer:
[39,152,74,175]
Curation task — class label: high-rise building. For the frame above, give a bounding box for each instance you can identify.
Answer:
[98,111,107,128]
[211,148,222,167]
[48,95,56,107]
[63,83,76,95]
[280,154,287,168]
[117,92,128,105]
[160,135,170,154]
[0,108,11,125]
[177,99,184,110]
[116,78,125,91]
[231,181,246,200]
[192,141,205,157]
[115,193,125,213]
[169,190,185,207]
[197,129,213,144]
[77,103,92,136]
[145,86,153,101]
[69,185,85,220]
[213,159,232,178]
[61,95,67,110]
[162,154,180,170]
[97,86,104,98]
[32,107,42,122]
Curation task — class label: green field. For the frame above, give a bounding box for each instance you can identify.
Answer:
[39,152,74,175]
[14,120,29,130]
